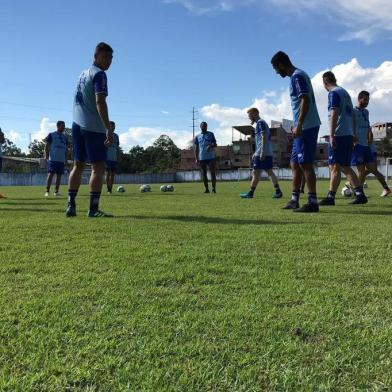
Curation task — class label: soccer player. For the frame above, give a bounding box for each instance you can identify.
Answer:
[194,121,217,193]
[240,108,283,199]
[66,42,114,218]
[271,51,321,212]
[0,127,6,199]
[352,91,391,197]
[105,121,120,194]
[44,120,68,197]
[318,71,367,205]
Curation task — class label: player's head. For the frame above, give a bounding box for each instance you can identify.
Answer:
[200,121,208,132]
[358,90,370,108]
[322,71,337,91]
[57,120,65,133]
[110,121,116,131]
[247,108,260,125]
[94,42,113,71]
[271,51,293,78]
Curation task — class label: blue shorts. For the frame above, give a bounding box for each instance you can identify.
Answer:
[329,135,353,166]
[351,144,373,166]
[199,159,215,165]
[372,151,377,163]
[48,161,65,175]
[252,155,273,170]
[72,122,107,164]
[290,126,319,164]
[106,161,118,172]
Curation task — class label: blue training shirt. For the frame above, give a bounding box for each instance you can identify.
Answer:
[73,65,108,133]
[255,119,272,157]
[107,133,120,162]
[194,131,217,161]
[353,107,370,146]
[46,132,68,163]
[328,86,354,137]
[290,68,321,131]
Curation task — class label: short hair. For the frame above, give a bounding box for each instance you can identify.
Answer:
[247,108,259,115]
[95,42,113,57]
[57,120,65,127]
[110,121,116,127]
[358,90,370,100]
[200,121,207,126]
[322,71,337,84]
[271,51,293,67]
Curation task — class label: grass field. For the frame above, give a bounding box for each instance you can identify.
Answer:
[0,180,392,391]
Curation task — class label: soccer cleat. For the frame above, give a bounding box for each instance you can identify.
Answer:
[54,191,61,197]
[204,189,210,194]
[0,193,7,199]
[294,203,319,213]
[240,191,254,199]
[65,203,77,217]
[380,189,391,197]
[87,210,114,218]
[272,190,283,199]
[282,200,299,209]
[318,197,335,206]
[351,195,368,204]
[44,192,49,197]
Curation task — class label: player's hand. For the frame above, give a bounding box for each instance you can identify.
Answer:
[293,126,302,139]
[259,154,266,161]
[105,131,113,147]
[330,135,337,149]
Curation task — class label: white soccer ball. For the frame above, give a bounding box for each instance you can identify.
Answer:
[341,186,352,197]
[363,182,368,189]
[166,185,174,192]
[140,184,151,193]
[160,185,168,192]
[117,185,125,193]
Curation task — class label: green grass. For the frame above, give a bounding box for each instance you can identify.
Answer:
[0,180,392,391]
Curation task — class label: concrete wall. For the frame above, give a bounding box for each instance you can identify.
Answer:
[1,162,392,186]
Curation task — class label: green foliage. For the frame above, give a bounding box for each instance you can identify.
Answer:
[0,180,392,390]
[2,138,24,157]
[27,139,46,158]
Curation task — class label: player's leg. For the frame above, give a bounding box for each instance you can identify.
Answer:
[54,173,62,196]
[356,164,367,186]
[341,165,367,204]
[200,162,209,193]
[240,168,260,198]
[209,160,217,193]
[106,170,114,194]
[366,161,391,196]
[45,172,54,197]
[300,174,306,193]
[283,139,302,209]
[267,169,283,198]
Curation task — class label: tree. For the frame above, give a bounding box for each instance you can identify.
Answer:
[150,135,180,172]
[378,138,392,158]
[2,138,24,157]
[28,139,46,158]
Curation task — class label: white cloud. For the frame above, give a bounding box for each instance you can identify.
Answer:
[269,0,392,43]
[119,127,193,151]
[201,59,392,143]
[32,117,56,141]
[162,0,254,15]
[7,130,24,144]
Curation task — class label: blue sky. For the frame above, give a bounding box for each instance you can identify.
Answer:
[0,0,391,151]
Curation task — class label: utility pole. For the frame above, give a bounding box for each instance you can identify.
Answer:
[192,106,198,142]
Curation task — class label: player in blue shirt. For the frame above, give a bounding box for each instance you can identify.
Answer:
[66,42,114,218]
[271,51,321,212]
[194,122,217,193]
[351,91,390,196]
[240,108,283,199]
[0,127,5,199]
[106,121,120,194]
[318,71,367,205]
[44,121,68,197]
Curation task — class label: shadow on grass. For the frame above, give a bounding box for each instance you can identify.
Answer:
[0,207,64,213]
[117,214,299,226]
[333,208,392,216]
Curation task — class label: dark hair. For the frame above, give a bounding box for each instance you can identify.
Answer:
[200,121,207,126]
[358,90,370,100]
[322,71,337,84]
[95,42,113,57]
[271,51,293,67]
[57,120,65,126]
[110,121,116,127]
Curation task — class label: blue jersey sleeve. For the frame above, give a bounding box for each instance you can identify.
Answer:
[194,136,199,146]
[46,133,52,143]
[211,133,217,145]
[328,91,340,110]
[93,71,108,95]
[291,74,309,97]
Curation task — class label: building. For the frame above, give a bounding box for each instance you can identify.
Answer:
[372,122,392,140]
